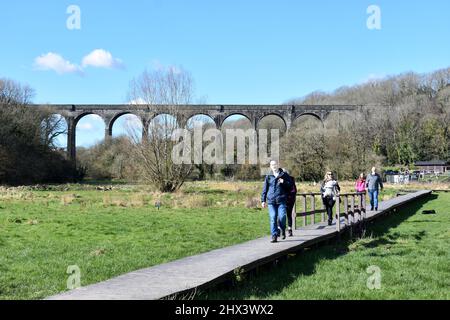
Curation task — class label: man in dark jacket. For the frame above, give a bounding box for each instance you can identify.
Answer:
[261,160,293,243]
[366,166,384,211]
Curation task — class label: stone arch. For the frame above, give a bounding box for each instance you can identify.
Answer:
[74,112,107,127]
[292,113,324,130]
[110,112,143,140]
[108,112,139,129]
[185,113,217,130]
[74,113,106,147]
[147,113,179,139]
[220,113,254,129]
[294,112,322,122]
[256,113,287,135]
[145,112,180,127]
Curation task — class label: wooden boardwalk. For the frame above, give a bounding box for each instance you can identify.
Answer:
[47,190,431,300]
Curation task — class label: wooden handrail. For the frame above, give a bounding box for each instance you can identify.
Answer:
[293,192,367,230]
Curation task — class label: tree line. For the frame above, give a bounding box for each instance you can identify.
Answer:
[282,68,450,181]
[1,66,449,188]
[0,78,81,185]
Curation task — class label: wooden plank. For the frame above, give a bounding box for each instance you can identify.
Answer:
[48,224,340,300]
[298,192,322,196]
[297,209,327,217]
[47,190,432,300]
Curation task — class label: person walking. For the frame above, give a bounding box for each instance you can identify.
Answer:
[320,171,341,226]
[261,160,293,243]
[366,167,384,211]
[281,169,297,237]
[355,173,366,193]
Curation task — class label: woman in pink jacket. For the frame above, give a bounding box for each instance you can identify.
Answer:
[355,173,366,193]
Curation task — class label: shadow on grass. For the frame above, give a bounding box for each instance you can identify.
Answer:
[196,194,437,300]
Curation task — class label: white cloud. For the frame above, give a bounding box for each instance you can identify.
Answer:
[82,49,123,69]
[34,49,124,75]
[34,52,82,75]
[76,123,94,130]
[77,115,105,131]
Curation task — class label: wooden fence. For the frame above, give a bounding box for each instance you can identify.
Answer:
[292,192,366,232]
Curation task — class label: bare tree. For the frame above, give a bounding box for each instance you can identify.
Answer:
[0,77,78,185]
[283,66,450,177]
[0,78,40,147]
[0,78,34,106]
[127,67,194,192]
[40,110,68,150]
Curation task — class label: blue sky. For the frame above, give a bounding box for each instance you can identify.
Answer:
[1,0,450,147]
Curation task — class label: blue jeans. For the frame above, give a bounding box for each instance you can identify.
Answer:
[268,203,287,237]
[368,189,379,209]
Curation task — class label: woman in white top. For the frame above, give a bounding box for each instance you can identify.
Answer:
[320,171,341,226]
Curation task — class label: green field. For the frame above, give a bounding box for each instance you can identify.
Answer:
[0,182,269,299]
[0,181,448,300]
[200,193,450,300]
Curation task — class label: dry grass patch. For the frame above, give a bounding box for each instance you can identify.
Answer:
[61,194,77,206]
[245,197,260,209]
[174,194,213,208]
[89,248,107,256]
[26,219,39,225]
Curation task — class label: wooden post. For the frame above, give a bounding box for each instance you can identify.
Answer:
[344,196,349,226]
[336,196,341,232]
[292,202,297,230]
[355,194,359,223]
[311,195,315,225]
[362,193,366,219]
[350,196,355,225]
[302,195,307,227]
[349,195,355,238]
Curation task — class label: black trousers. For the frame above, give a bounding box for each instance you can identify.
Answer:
[286,203,294,229]
[322,196,335,222]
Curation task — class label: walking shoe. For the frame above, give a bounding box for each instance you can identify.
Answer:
[270,236,278,243]
[328,220,332,226]
[370,207,374,211]
[375,207,378,211]
[288,229,293,237]
[276,227,281,237]
[281,229,286,240]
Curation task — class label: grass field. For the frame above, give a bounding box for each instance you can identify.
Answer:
[0,182,267,299]
[0,181,448,299]
[199,193,450,300]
